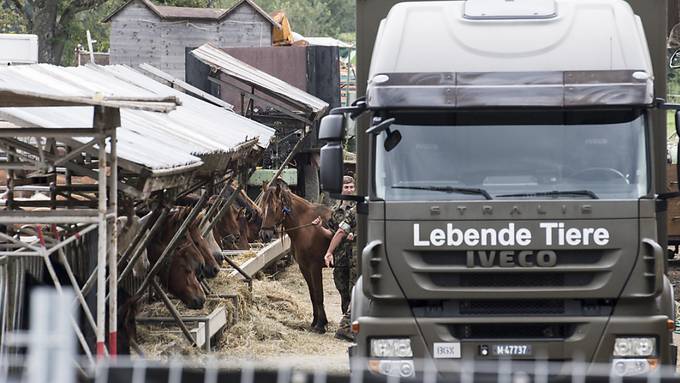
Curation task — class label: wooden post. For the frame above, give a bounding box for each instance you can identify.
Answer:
[108,122,118,357]
[96,126,107,358]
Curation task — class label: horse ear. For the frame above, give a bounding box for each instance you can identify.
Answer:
[275,181,282,196]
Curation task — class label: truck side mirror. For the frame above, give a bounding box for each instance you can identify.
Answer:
[319,114,345,193]
[319,114,344,141]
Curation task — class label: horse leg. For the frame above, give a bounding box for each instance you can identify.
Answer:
[298,263,318,328]
[310,262,327,333]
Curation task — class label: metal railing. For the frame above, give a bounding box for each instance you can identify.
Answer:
[2,289,680,383]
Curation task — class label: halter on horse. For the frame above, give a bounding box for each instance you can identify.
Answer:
[259,180,333,333]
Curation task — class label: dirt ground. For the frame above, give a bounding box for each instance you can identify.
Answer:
[136,258,351,373]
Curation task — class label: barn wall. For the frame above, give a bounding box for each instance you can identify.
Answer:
[217,4,272,48]
[110,0,161,69]
[109,0,273,80]
[158,21,219,79]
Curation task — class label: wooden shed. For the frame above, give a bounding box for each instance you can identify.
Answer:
[104,0,279,80]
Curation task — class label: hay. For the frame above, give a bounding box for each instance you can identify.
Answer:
[134,254,350,373]
[135,265,253,358]
[231,250,257,266]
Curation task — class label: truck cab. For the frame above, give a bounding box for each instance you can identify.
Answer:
[319,0,677,378]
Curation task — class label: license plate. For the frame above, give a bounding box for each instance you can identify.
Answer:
[433,342,461,359]
[491,344,533,356]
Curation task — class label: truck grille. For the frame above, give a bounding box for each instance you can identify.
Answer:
[449,323,577,340]
[459,300,565,315]
[407,249,614,293]
[431,273,594,288]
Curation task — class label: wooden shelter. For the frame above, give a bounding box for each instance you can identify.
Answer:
[104,0,279,80]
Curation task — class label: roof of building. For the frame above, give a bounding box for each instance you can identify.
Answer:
[191,44,329,119]
[0,61,179,111]
[103,0,279,26]
[0,64,275,175]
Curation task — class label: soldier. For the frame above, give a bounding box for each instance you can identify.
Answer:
[314,175,358,341]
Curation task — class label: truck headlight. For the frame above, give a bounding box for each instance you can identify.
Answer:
[370,338,413,358]
[611,359,655,376]
[612,337,656,357]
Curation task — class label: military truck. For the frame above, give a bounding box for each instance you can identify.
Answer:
[318,0,679,378]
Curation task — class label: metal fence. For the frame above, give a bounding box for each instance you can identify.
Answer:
[2,289,680,383]
[2,355,679,383]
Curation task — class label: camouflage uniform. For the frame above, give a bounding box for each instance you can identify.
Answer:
[328,200,358,314]
[327,200,358,341]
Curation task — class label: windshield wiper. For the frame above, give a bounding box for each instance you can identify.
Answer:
[391,185,493,200]
[496,190,599,199]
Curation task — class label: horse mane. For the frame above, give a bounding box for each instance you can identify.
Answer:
[282,188,332,217]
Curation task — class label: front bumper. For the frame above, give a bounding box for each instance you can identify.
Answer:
[352,314,674,376]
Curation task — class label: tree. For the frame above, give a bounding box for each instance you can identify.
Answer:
[2,0,356,65]
[6,0,114,64]
[256,0,354,37]
[1,1,29,33]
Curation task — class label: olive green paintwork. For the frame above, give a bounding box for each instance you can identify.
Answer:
[351,0,675,370]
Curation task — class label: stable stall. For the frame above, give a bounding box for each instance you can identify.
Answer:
[0,69,181,362]
[0,63,276,359]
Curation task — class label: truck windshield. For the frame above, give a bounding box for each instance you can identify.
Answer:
[374,111,647,201]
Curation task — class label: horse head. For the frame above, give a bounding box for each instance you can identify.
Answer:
[259,180,292,242]
[147,234,206,310]
[209,204,246,250]
[166,238,206,309]
[238,190,263,243]
[187,225,220,279]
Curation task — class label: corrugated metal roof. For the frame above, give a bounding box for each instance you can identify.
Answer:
[0,64,275,174]
[190,44,329,117]
[0,63,179,111]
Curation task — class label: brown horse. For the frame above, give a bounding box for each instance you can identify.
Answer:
[210,204,250,250]
[235,188,263,243]
[147,208,211,309]
[147,237,206,309]
[212,187,263,249]
[187,224,221,278]
[164,207,221,279]
[259,180,333,333]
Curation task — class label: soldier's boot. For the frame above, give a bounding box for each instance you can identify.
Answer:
[335,311,354,342]
[340,290,351,314]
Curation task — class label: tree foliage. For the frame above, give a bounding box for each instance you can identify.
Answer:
[256,0,354,37]
[3,0,117,64]
[0,0,355,65]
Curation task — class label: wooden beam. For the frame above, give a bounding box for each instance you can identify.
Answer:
[229,236,291,279]
[0,90,179,112]
[0,137,144,199]
[54,139,98,166]
[138,63,234,110]
[0,128,104,138]
[208,76,314,125]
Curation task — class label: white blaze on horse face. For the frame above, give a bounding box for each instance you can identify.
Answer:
[206,230,222,252]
